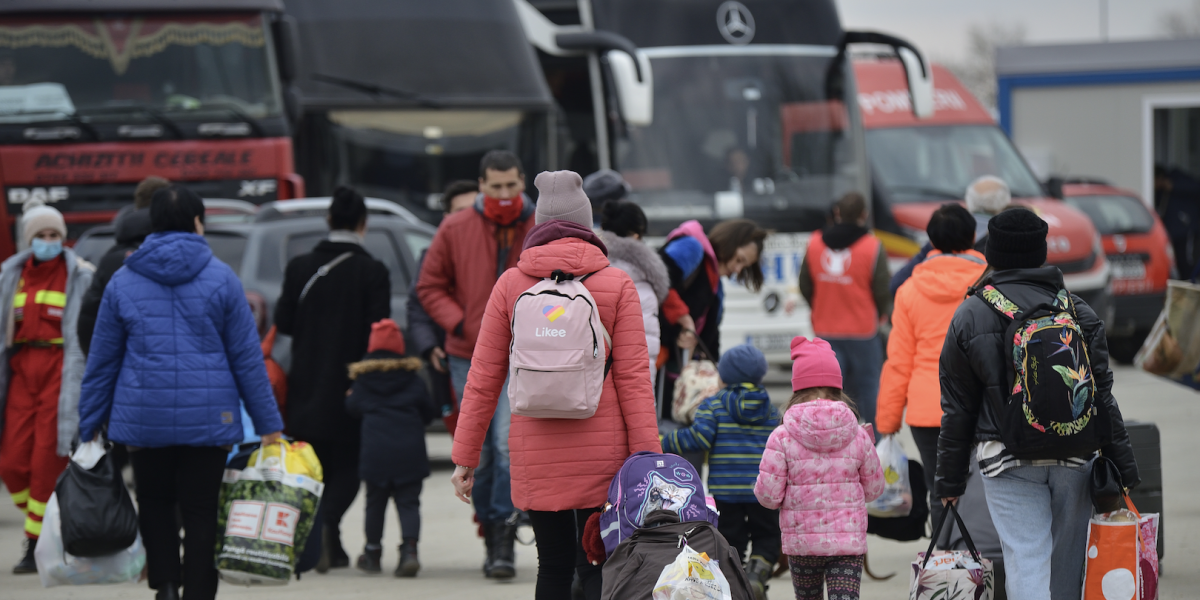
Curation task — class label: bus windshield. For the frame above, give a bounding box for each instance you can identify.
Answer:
[0,13,281,122]
[615,49,866,235]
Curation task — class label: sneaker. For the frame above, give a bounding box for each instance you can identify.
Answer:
[12,538,36,575]
[395,539,420,578]
[356,546,382,574]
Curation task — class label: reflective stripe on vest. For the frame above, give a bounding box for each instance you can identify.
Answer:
[12,290,66,308]
[806,231,881,339]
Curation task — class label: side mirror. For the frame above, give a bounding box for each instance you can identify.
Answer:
[272,15,300,83]
[896,46,933,119]
[1045,177,1065,200]
[607,50,653,126]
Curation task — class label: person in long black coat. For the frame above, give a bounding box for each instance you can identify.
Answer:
[274,186,391,571]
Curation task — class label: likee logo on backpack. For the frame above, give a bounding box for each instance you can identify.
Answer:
[542,305,566,322]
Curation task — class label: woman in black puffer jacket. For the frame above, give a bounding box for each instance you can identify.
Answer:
[937,208,1138,600]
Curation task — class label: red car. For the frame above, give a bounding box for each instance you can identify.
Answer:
[1058,181,1172,361]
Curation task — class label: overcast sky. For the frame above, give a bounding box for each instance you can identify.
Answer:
[839,0,1195,61]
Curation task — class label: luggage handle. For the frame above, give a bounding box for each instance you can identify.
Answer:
[920,502,983,570]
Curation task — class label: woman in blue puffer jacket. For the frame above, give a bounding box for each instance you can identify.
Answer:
[78,185,282,600]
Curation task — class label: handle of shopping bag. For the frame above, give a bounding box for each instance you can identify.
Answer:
[253,440,289,472]
[920,502,984,570]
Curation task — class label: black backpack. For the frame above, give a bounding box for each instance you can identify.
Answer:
[601,510,755,600]
[974,284,1104,459]
[867,459,929,542]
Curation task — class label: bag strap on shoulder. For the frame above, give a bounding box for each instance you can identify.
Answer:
[975,284,1024,321]
[299,251,354,304]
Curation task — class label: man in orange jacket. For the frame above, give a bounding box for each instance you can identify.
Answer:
[877,204,986,529]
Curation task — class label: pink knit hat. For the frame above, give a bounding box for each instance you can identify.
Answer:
[790,336,843,391]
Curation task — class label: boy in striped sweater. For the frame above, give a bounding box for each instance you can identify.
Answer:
[661,344,781,600]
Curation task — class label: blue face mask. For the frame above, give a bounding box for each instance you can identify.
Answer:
[31,238,63,262]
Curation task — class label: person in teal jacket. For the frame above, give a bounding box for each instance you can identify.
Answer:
[660,344,781,600]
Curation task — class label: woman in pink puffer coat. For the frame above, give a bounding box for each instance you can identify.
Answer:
[755,336,884,600]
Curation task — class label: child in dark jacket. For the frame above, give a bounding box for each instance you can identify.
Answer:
[346,319,438,577]
[660,344,781,600]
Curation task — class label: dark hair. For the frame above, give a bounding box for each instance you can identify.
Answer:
[440,180,479,212]
[599,200,647,238]
[328,186,367,231]
[834,192,867,223]
[708,219,768,292]
[926,203,976,253]
[134,175,170,209]
[150,185,205,233]
[479,150,524,178]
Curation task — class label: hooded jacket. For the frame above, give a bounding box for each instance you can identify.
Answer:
[78,206,153,354]
[937,266,1139,498]
[797,223,892,335]
[78,231,283,447]
[450,219,661,512]
[877,251,988,434]
[660,384,780,502]
[417,194,536,360]
[0,247,93,456]
[755,399,884,556]
[599,230,669,376]
[345,350,438,487]
[658,220,723,363]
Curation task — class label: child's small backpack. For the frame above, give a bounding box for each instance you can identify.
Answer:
[599,451,718,558]
[508,269,611,419]
[974,284,1104,459]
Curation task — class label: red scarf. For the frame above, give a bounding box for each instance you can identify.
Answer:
[483,194,523,226]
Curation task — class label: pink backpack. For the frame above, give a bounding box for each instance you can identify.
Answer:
[508,269,611,419]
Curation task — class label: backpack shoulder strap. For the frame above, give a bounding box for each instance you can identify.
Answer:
[299,251,354,304]
[974,284,1023,321]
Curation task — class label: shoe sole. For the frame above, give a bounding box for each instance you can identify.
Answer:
[395,563,420,578]
[490,565,515,580]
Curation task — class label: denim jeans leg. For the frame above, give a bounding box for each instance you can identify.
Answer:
[1048,461,1093,600]
[826,336,882,433]
[448,356,497,523]
[489,379,514,523]
[981,466,1054,600]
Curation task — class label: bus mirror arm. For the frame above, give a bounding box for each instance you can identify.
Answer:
[555,31,644,82]
[839,30,935,119]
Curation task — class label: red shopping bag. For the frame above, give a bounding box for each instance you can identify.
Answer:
[1083,494,1159,600]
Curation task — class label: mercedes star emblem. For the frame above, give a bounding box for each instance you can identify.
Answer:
[717,1,755,45]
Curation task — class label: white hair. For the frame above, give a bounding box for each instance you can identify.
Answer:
[965,176,1011,215]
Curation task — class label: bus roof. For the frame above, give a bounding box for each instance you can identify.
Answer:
[853,59,994,129]
[0,0,283,13]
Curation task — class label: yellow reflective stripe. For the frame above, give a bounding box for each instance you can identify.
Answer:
[24,516,42,537]
[26,497,46,516]
[12,292,25,308]
[49,338,64,344]
[34,290,66,307]
[10,488,29,507]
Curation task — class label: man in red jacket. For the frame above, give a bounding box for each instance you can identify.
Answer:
[416,150,534,579]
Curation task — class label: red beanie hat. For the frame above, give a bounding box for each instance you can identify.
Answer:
[790,336,842,391]
[368,319,406,355]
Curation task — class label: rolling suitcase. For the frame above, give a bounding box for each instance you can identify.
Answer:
[1125,421,1164,559]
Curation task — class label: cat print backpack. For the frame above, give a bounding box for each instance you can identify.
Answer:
[508,268,611,419]
[975,284,1104,460]
[599,452,719,558]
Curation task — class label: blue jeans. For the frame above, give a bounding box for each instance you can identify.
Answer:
[826,336,882,434]
[449,356,514,525]
[980,461,1093,600]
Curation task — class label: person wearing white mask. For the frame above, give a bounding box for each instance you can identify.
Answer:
[0,199,94,573]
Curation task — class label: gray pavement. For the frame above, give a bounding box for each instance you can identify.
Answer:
[1,365,1197,598]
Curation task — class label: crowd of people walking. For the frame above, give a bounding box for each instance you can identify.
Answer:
[0,151,1143,600]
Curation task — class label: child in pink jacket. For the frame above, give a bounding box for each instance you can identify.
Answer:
[754,336,885,600]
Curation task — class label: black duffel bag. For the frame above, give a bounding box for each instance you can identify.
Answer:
[56,443,138,557]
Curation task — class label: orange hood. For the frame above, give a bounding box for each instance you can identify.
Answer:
[909,250,988,303]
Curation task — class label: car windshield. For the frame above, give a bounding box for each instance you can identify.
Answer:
[1065,194,1155,236]
[866,125,1044,203]
[0,13,281,122]
[615,50,866,235]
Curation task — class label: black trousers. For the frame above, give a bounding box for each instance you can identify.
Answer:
[129,446,228,600]
[910,426,944,545]
[308,440,361,552]
[715,500,781,565]
[527,507,602,600]
[364,481,422,546]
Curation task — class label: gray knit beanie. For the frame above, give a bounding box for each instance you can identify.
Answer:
[21,199,67,247]
[534,170,593,228]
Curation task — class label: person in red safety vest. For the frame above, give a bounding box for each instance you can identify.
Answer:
[0,200,94,574]
[798,192,891,436]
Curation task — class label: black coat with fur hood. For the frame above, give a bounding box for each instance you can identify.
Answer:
[345,350,438,487]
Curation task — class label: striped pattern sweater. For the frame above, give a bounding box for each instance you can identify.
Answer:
[661,384,780,502]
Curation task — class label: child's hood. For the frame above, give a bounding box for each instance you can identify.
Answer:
[721,384,775,425]
[348,351,423,397]
[784,399,860,453]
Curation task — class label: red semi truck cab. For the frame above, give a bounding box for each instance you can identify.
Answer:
[853,59,1113,316]
[0,1,302,257]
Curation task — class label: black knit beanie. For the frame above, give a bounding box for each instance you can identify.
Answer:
[985,208,1049,270]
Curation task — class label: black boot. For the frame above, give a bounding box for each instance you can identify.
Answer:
[490,520,516,580]
[12,538,36,575]
[315,525,332,573]
[395,538,420,578]
[328,529,350,569]
[154,585,181,600]
[356,545,382,574]
[745,556,772,600]
[481,522,495,577]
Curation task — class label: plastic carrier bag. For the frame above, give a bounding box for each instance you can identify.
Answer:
[652,545,733,600]
[34,493,146,587]
[215,441,324,585]
[867,435,912,518]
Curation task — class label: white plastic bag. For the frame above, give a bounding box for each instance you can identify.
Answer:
[867,434,912,518]
[34,493,146,587]
[652,545,732,600]
[71,439,106,470]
